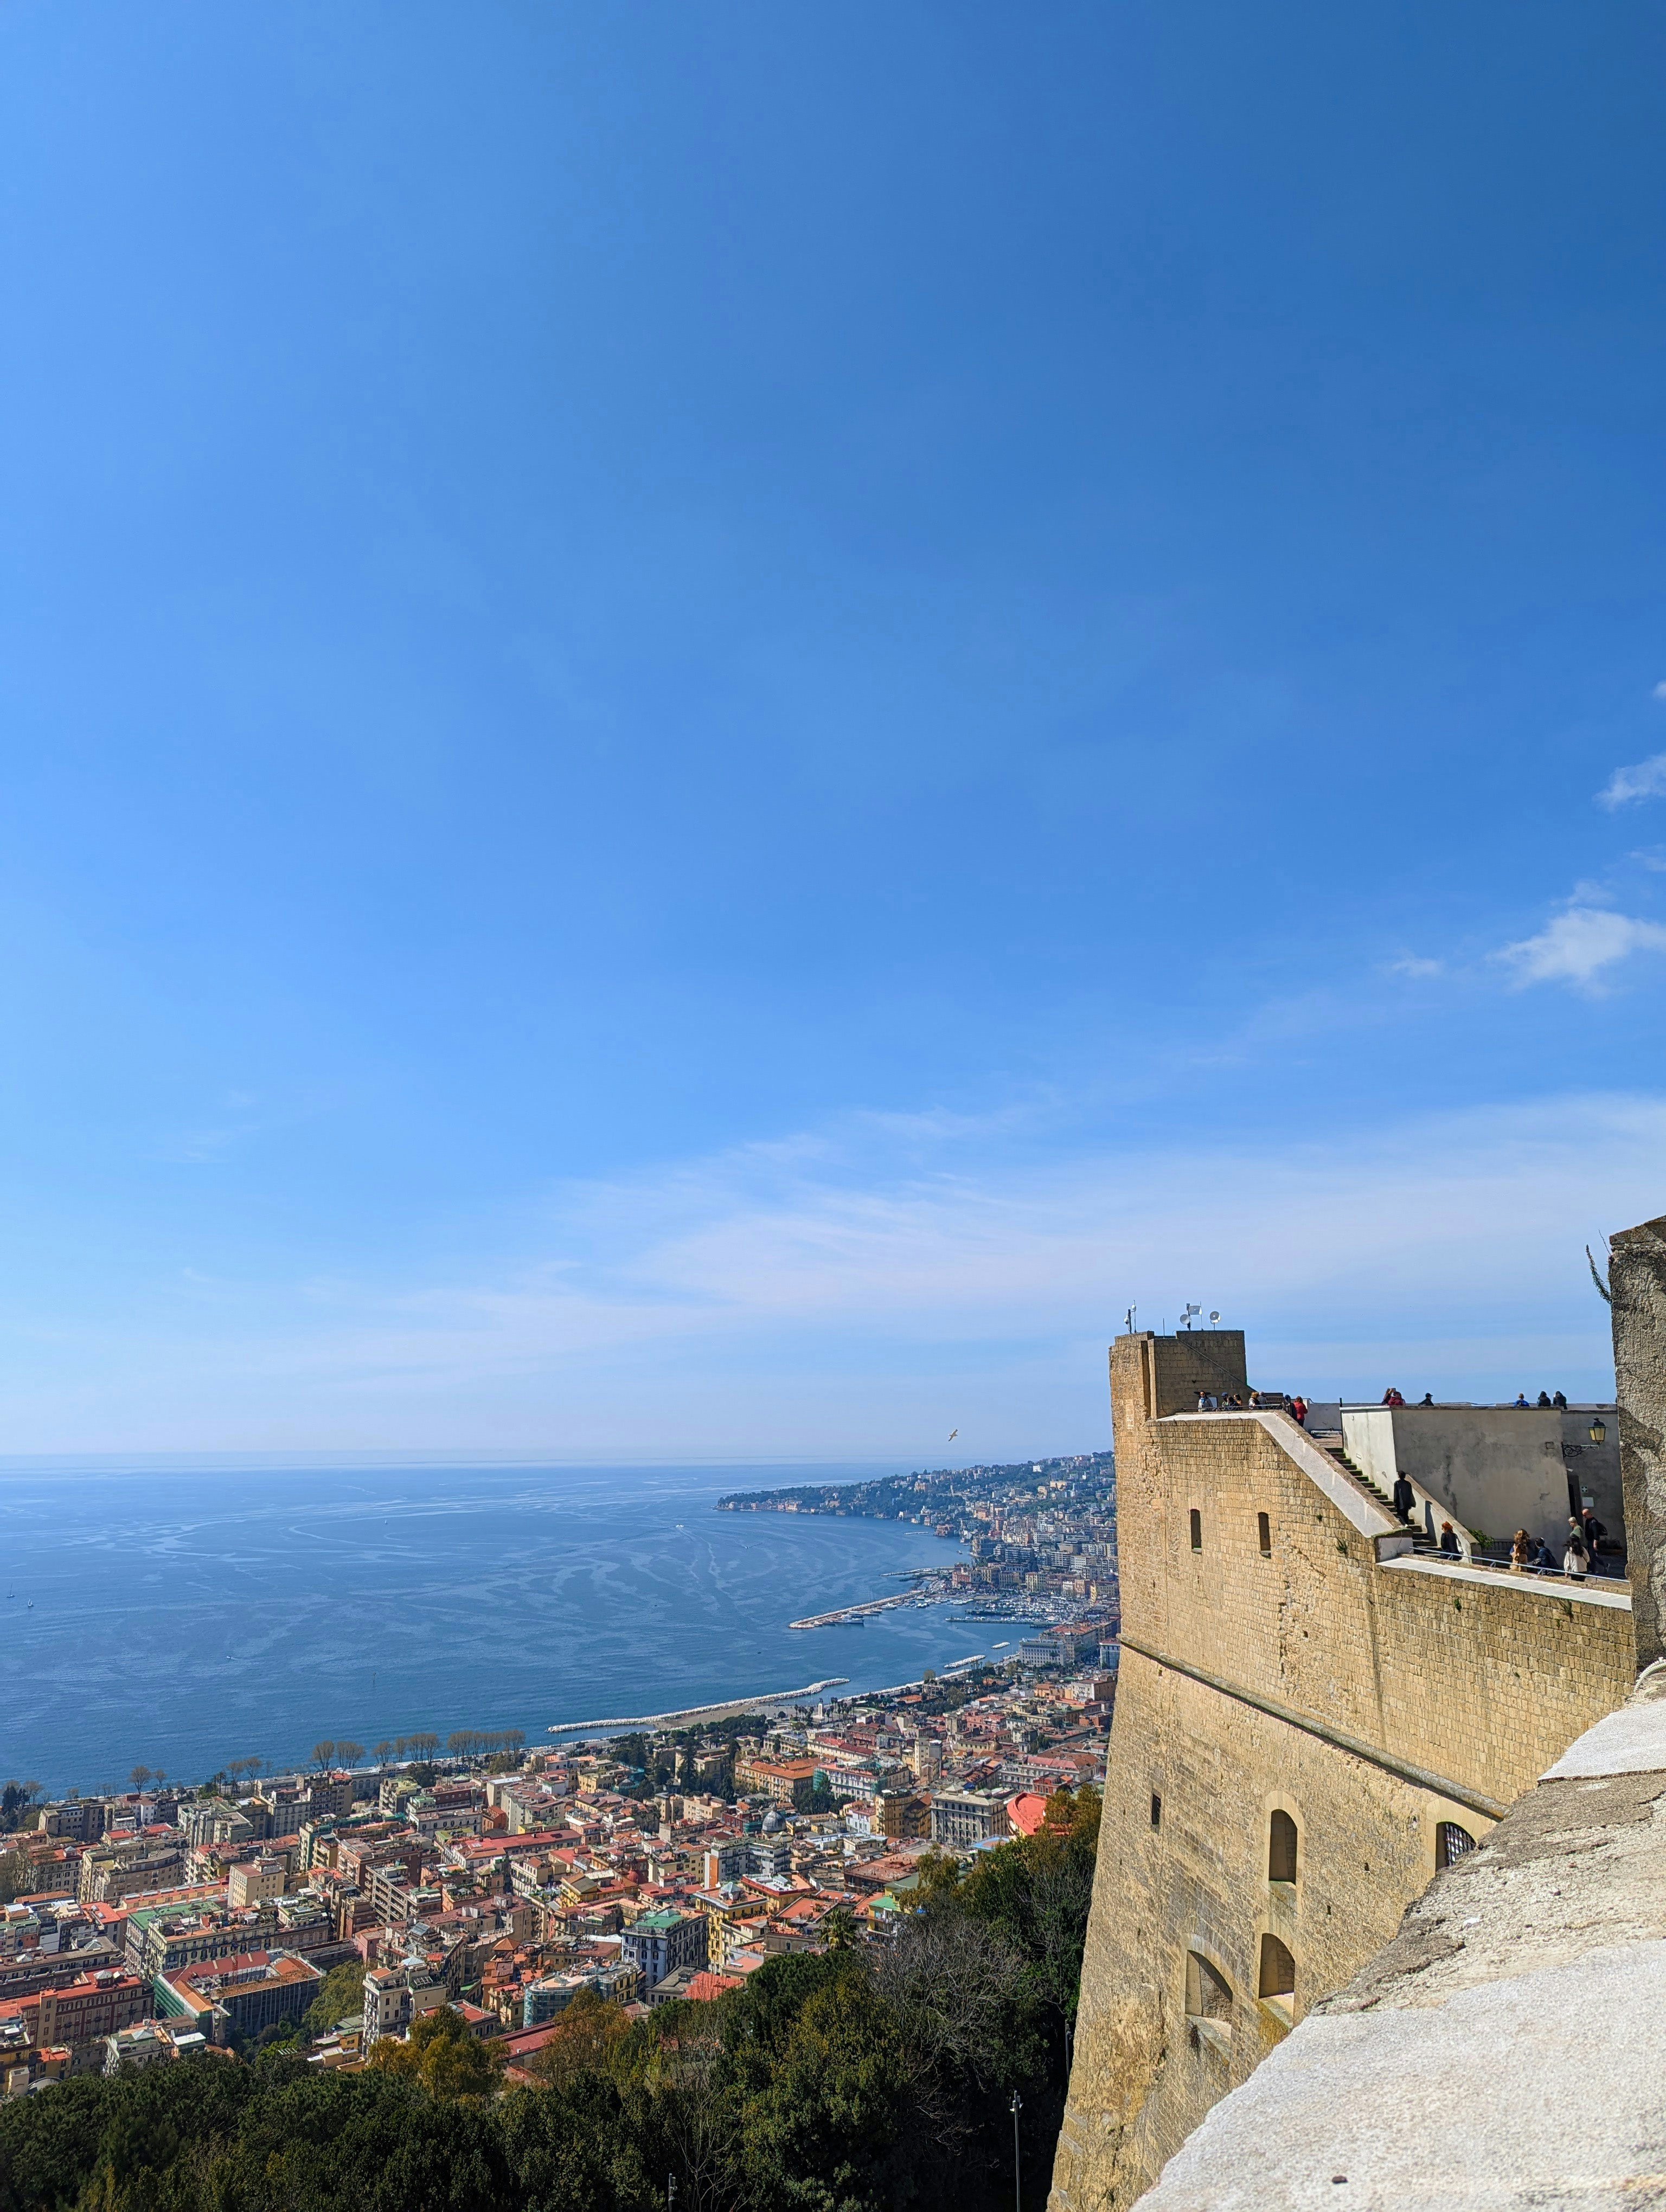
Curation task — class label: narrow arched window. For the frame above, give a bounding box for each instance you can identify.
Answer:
[1436,1821,1476,1870]
[1186,1951,1232,2021]
[1268,1809,1298,1883]
[1189,1508,1202,1551]
[1258,1933,1295,1999]
[1257,1512,1271,1556]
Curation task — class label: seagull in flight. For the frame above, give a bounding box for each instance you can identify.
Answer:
[947,1429,958,1442]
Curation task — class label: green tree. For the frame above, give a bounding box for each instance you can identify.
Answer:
[304,1959,369,2039]
[0,1782,41,1833]
[822,1905,858,1952]
[369,2007,505,2100]
[499,2073,660,2212]
[913,1847,964,1907]
[957,1787,1101,2040]
[528,1989,629,2092]
[739,1972,907,2209]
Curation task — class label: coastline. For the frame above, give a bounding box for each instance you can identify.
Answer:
[546,1676,851,1739]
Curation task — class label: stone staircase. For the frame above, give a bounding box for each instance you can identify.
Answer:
[1321,1442,1436,1548]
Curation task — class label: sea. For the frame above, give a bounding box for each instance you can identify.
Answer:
[0,1459,994,1798]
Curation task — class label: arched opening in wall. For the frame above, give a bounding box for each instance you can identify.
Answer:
[1436,1821,1476,1870]
[1189,1509,1202,1551]
[1258,1933,1296,2026]
[1185,1951,1232,2027]
[1268,1809,1298,1884]
[1257,1511,1271,1556]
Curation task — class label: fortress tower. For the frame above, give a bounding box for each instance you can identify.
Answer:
[1048,1327,1635,2210]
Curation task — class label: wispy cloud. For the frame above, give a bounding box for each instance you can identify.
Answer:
[1497,904,1666,990]
[1595,685,1666,806]
[0,1092,1649,1454]
[1387,955,1443,979]
[1599,753,1666,809]
[1598,687,1666,807]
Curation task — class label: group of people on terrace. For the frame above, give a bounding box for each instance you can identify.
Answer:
[1380,1388,1572,1410]
[1383,1478,1611,1581]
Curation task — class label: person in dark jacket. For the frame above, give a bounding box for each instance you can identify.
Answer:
[1552,1390,1567,1409]
[1439,1521,1462,1556]
[1564,1520,1591,1579]
[1391,1474,1416,1521]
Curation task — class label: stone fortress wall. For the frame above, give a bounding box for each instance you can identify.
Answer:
[1049,1326,1637,2211]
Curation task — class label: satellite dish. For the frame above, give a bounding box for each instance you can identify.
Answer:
[1209,1311,1220,1326]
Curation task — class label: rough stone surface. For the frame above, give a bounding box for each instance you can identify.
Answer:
[1048,1333,1637,2212]
[1137,1943,1666,2211]
[1545,1658,1666,1776]
[1611,1214,1666,1673]
[1131,1682,1666,2209]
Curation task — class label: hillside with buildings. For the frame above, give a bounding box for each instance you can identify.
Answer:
[0,1655,1111,2206]
[722,1451,1119,1631]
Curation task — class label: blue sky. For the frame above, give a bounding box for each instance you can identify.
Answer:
[2,2,1664,1457]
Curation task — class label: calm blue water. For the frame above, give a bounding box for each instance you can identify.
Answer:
[0,1461,982,1796]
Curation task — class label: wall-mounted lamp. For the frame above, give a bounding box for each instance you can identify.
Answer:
[1590,1417,1607,1446]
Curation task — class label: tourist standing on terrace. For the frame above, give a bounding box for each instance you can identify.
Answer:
[1563,1521,1591,1580]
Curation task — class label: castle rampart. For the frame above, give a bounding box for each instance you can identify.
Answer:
[1049,1328,1636,2211]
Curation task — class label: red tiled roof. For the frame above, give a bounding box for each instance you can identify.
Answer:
[1007,1793,1049,1837]
[685,1971,744,2003]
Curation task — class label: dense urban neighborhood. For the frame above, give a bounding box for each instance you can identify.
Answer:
[0,1463,1118,2206]
[1,1458,1118,2097]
